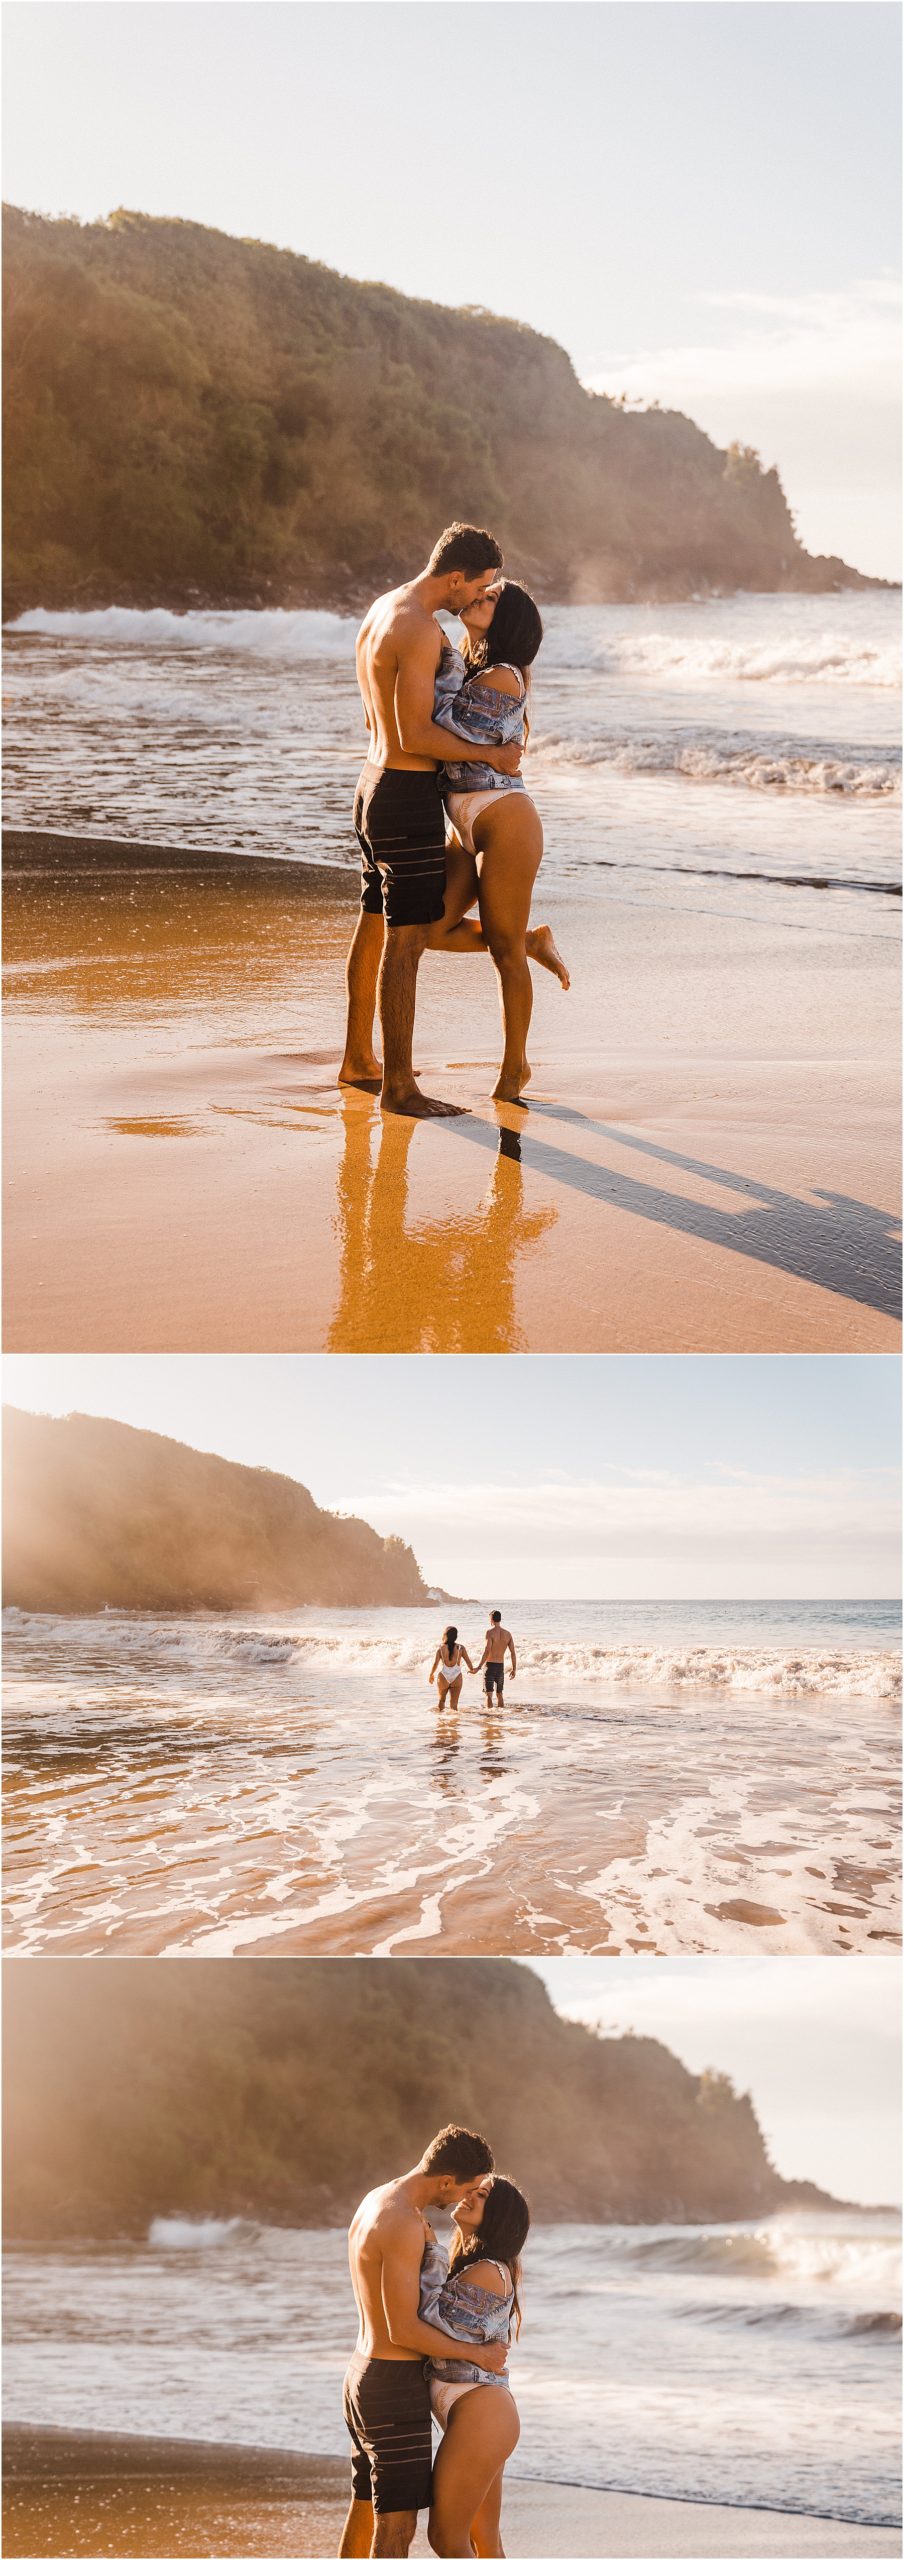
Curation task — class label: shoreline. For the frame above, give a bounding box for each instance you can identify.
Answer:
[5,2427,901,2560]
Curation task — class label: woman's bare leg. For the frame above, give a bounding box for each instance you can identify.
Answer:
[426,838,482,953]
[428,2390,519,2560]
[470,2469,505,2557]
[427,825,570,988]
[436,1677,463,1708]
[473,798,544,1102]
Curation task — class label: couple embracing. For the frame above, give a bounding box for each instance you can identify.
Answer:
[339,522,569,1118]
[340,2123,530,2560]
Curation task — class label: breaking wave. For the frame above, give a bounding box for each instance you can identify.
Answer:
[4,1612,898,1701]
[196,1631,902,1702]
[542,625,901,689]
[148,2216,258,2249]
[619,2223,901,2289]
[9,607,900,692]
[7,605,357,657]
[532,728,900,800]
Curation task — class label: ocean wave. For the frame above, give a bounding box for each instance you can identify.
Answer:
[682,2301,901,2341]
[542,628,901,689]
[148,2216,258,2249]
[4,1614,899,1701]
[617,2224,902,2291]
[7,606,357,657]
[9,607,900,692]
[532,729,901,799]
[186,1632,903,1700]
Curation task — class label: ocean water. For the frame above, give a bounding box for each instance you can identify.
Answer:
[3,2212,900,2526]
[4,1599,899,1959]
[4,593,900,915]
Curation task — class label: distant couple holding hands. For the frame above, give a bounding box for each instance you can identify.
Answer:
[341,2123,529,2560]
[429,1612,516,1706]
[339,522,569,1118]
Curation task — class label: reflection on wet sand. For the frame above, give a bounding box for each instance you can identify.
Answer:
[327,1101,556,1354]
[5,831,900,1351]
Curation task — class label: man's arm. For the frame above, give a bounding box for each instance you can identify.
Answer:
[507,1634,516,1676]
[381,2217,506,2370]
[395,624,521,773]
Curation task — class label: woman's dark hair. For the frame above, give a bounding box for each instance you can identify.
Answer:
[468,579,543,682]
[450,2173,531,2335]
[443,1625,458,1656]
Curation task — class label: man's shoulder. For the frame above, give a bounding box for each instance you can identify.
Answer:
[365,2180,418,2227]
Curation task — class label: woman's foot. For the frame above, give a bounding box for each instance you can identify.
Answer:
[526,925,570,989]
[492,1062,531,1104]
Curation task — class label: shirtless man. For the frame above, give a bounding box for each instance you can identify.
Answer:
[477,1610,516,1698]
[340,2123,504,2559]
[339,523,522,1119]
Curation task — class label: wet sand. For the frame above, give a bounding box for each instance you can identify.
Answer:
[5,2429,900,2560]
[3,832,900,1352]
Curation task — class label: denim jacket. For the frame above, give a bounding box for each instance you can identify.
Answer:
[419,2238,513,2392]
[433,637,526,798]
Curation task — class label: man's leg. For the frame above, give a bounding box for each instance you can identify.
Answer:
[372,2509,419,2557]
[339,2495,374,2557]
[340,910,384,1089]
[379,925,464,1118]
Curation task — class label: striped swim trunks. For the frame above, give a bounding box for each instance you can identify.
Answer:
[354,762,447,929]
[342,2351,433,2514]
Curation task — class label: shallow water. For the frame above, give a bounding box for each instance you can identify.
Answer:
[4,2212,900,2524]
[4,1600,899,1958]
[4,594,900,908]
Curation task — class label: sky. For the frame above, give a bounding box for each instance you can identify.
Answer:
[3,1,900,576]
[4,1353,900,1598]
[532,1955,902,2206]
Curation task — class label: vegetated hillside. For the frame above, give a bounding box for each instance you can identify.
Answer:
[3,1958,841,2240]
[2,1406,431,1610]
[3,204,882,613]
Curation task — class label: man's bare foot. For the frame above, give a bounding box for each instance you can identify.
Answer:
[526,925,570,990]
[339,1052,382,1093]
[492,1063,531,1104]
[381,1084,468,1119]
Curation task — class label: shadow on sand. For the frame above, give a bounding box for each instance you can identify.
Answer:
[446,1103,902,1321]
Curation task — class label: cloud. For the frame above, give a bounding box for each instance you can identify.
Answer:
[584,276,902,576]
[338,1466,900,1587]
[532,1957,902,2202]
[587,279,900,409]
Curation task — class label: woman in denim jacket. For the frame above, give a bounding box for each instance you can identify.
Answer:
[427,582,570,1104]
[419,2173,531,2557]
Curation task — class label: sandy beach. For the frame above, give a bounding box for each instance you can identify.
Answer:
[5,2430,900,2560]
[3,832,899,1353]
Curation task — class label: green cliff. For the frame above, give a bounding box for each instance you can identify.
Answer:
[2,1406,431,1611]
[3,203,882,613]
[3,1958,840,2238]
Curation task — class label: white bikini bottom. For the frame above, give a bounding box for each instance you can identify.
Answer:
[445,789,501,857]
[429,2377,479,2430]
